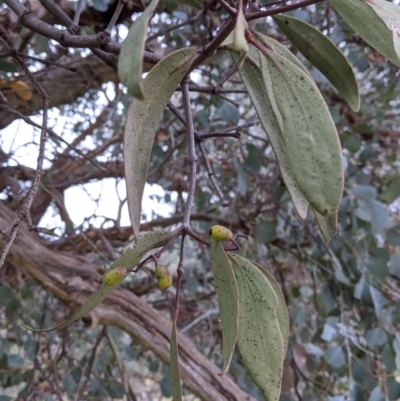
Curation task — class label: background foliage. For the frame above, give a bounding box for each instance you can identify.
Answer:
[0,0,400,400]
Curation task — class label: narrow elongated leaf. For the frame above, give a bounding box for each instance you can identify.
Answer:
[118,0,159,99]
[22,230,177,332]
[253,262,290,355]
[365,0,400,61]
[109,230,178,270]
[253,31,311,78]
[124,48,197,239]
[22,269,128,333]
[229,253,284,401]
[209,239,239,375]
[170,319,182,401]
[273,15,360,112]
[259,50,344,216]
[232,48,309,219]
[329,0,400,67]
[313,208,338,244]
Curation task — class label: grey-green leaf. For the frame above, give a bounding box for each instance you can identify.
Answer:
[118,0,159,99]
[365,0,400,61]
[273,14,360,112]
[253,31,311,78]
[232,47,309,220]
[229,253,284,401]
[329,0,400,67]
[124,48,197,239]
[313,208,338,244]
[253,262,290,355]
[170,319,182,401]
[259,49,344,216]
[22,282,119,332]
[109,230,178,270]
[22,230,176,332]
[209,239,239,375]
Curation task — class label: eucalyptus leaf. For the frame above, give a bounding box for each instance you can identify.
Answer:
[209,239,239,375]
[22,280,121,333]
[313,208,338,244]
[259,47,344,216]
[253,262,290,355]
[232,47,309,219]
[229,253,284,401]
[170,319,182,401]
[273,14,360,111]
[22,230,177,332]
[118,0,159,99]
[324,346,346,368]
[329,0,400,67]
[124,48,197,239]
[365,0,400,61]
[252,31,311,78]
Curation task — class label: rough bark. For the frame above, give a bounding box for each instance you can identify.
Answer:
[0,200,255,401]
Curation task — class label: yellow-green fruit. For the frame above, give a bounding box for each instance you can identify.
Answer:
[102,267,129,287]
[155,265,172,290]
[209,225,233,241]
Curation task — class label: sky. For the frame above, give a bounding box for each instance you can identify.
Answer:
[0,110,175,236]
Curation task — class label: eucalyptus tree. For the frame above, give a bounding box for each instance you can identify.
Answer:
[0,0,400,400]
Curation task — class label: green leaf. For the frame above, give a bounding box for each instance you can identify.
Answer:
[255,220,277,243]
[124,48,196,239]
[228,253,284,401]
[118,0,159,99]
[253,32,311,78]
[329,0,400,67]
[273,14,360,111]
[313,208,338,244]
[389,255,400,279]
[22,279,121,333]
[252,262,290,355]
[170,319,182,401]
[209,239,239,375]
[324,346,346,368]
[22,230,176,332]
[109,230,177,270]
[232,47,309,220]
[365,327,388,348]
[368,386,386,401]
[365,0,400,61]
[258,45,344,217]
[0,60,17,73]
[164,0,202,9]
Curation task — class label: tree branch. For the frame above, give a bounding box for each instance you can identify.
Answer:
[0,201,257,401]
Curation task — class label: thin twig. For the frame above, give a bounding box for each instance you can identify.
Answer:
[174,234,186,318]
[216,0,238,17]
[105,0,127,34]
[72,0,86,29]
[181,77,197,228]
[73,326,106,401]
[198,142,229,206]
[147,14,200,43]
[0,104,106,173]
[167,102,230,205]
[246,0,326,21]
